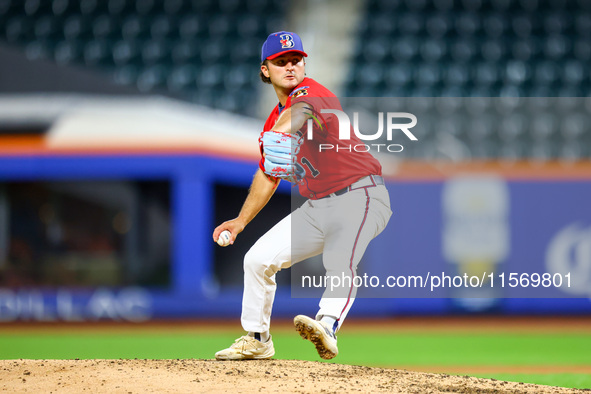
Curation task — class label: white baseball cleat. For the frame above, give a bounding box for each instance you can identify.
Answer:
[214,335,275,360]
[294,315,338,360]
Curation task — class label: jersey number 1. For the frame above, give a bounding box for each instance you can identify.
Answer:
[301,157,320,177]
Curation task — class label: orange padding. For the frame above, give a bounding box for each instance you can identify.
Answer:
[387,160,591,181]
[0,136,46,151]
[0,136,590,180]
[0,136,260,162]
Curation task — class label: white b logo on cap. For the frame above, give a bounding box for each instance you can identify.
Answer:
[279,34,294,49]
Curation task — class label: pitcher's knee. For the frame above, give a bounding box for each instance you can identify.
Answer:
[244,245,285,278]
[244,247,274,275]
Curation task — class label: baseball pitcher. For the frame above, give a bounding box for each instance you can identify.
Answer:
[213,31,392,360]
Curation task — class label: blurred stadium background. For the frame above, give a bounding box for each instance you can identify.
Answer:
[0,0,590,388]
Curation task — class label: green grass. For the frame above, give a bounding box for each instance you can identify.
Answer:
[334,333,591,366]
[0,331,589,389]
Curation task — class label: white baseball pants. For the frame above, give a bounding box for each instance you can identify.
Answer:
[241,184,392,333]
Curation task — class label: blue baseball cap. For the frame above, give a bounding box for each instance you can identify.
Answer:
[261,31,308,62]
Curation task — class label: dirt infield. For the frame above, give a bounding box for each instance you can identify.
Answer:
[0,359,587,393]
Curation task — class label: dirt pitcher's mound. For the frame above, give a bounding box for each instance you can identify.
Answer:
[0,359,586,393]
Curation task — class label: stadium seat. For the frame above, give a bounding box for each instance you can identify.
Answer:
[560,141,586,161]
[171,39,199,64]
[420,39,447,62]
[533,61,559,86]
[33,15,60,40]
[245,0,271,13]
[425,14,451,38]
[370,0,403,14]
[511,14,535,38]
[54,39,83,64]
[433,0,454,11]
[82,38,111,67]
[108,0,135,16]
[504,60,531,86]
[167,64,198,93]
[228,37,259,64]
[24,0,51,16]
[405,0,427,12]
[356,62,384,88]
[470,141,499,159]
[113,64,139,86]
[178,15,203,40]
[218,0,242,13]
[440,85,470,97]
[499,141,526,161]
[543,35,569,59]
[450,38,477,62]
[398,12,423,35]
[560,114,585,140]
[190,87,215,107]
[215,91,241,112]
[467,113,494,141]
[490,0,512,11]
[414,63,440,87]
[473,62,500,87]
[200,38,225,65]
[480,39,505,62]
[236,13,263,38]
[362,38,389,63]
[519,0,539,12]
[136,64,166,92]
[80,0,108,16]
[529,140,556,161]
[529,113,557,142]
[223,65,252,92]
[162,0,184,15]
[4,16,33,43]
[369,13,395,36]
[561,60,585,84]
[112,39,140,65]
[135,0,156,16]
[208,14,232,39]
[498,113,527,142]
[63,14,93,41]
[443,62,469,87]
[150,15,175,40]
[24,38,53,60]
[511,39,539,61]
[385,63,412,87]
[198,64,225,89]
[454,12,480,36]
[392,36,419,61]
[96,15,123,41]
[575,13,591,36]
[573,39,591,61]
[482,13,507,38]
[0,0,12,17]
[544,12,569,35]
[556,85,584,98]
[141,39,169,65]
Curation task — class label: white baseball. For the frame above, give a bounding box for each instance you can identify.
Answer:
[217,230,231,247]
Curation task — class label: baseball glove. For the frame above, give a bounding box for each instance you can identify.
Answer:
[260,130,304,183]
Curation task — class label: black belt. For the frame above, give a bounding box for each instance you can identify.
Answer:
[320,175,384,199]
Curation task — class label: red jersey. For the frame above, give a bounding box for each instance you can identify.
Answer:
[261,77,382,199]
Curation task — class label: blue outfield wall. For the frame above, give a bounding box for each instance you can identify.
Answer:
[0,154,590,321]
